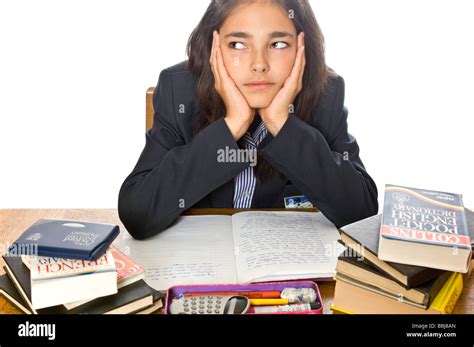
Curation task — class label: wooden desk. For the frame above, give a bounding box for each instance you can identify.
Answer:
[0,209,472,314]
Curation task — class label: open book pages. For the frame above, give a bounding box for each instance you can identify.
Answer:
[118,211,345,291]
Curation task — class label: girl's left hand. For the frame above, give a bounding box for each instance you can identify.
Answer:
[259,32,306,137]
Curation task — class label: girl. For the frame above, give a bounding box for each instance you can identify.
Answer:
[118,0,378,240]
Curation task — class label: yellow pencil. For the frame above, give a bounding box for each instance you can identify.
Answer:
[249,298,289,306]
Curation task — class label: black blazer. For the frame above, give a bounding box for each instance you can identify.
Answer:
[118,61,378,240]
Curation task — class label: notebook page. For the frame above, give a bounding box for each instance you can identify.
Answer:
[231,211,344,283]
[118,215,237,291]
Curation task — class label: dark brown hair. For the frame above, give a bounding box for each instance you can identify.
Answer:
[186,0,335,182]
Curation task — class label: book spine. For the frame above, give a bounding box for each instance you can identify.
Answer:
[430,272,463,314]
[330,305,355,314]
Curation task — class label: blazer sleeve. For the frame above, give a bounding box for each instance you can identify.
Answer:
[118,69,248,240]
[258,76,379,228]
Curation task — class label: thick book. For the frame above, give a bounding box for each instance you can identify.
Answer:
[3,255,156,314]
[135,288,164,314]
[331,271,463,314]
[8,219,120,261]
[39,280,155,314]
[63,245,145,310]
[336,254,450,307]
[0,273,31,314]
[22,250,117,309]
[339,214,444,289]
[3,254,39,314]
[120,211,343,291]
[379,185,472,273]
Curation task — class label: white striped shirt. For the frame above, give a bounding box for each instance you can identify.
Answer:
[233,121,268,208]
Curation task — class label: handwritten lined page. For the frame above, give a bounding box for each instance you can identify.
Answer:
[231,211,344,283]
[119,215,237,291]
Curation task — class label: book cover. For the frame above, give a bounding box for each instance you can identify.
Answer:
[63,246,145,310]
[3,255,156,314]
[331,272,463,314]
[39,280,155,314]
[8,219,120,261]
[430,271,464,314]
[28,250,117,309]
[379,185,472,273]
[339,214,444,289]
[335,273,431,309]
[6,251,117,310]
[3,255,37,314]
[336,254,450,307]
[24,250,116,281]
[110,245,145,286]
[135,288,164,314]
[0,274,31,314]
[466,208,474,254]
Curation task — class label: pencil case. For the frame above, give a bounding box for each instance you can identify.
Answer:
[165,281,323,315]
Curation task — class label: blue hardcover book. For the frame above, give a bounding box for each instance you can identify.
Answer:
[8,219,120,261]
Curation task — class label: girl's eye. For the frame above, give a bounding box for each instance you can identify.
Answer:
[228,41,289,50]
[272,41,289,49]
[229,42,247,50]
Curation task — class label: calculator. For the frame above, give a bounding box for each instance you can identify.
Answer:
[169,295,250,314]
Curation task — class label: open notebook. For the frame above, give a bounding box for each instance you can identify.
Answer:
[119,211,344,291]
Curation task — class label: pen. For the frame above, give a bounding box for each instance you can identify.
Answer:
[182,291,281,299]
[249,298,290,306]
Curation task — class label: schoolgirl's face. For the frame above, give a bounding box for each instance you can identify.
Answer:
[219,1,298,109]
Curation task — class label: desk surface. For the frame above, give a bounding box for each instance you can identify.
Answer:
[0,208,472,314]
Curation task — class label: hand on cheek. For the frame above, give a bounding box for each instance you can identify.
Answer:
[259,32,306,137]
[210,31,255,141]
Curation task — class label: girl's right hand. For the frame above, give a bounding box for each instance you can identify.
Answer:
[210,31,255,141]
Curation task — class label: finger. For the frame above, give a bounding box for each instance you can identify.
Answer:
[215,34,231,86]
[292,33,306,91]
[211,32,218,77]
[210,31,221,88]
[216,47,229,90]
[284,32,305,88]
[298,33,306,88]
[210,31,216,69]
[209,31,215,63]
[295,32,306,79]
[209,32,215,73]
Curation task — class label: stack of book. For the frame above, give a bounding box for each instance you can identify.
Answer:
[1,219,163,314]
[332,185,473,314]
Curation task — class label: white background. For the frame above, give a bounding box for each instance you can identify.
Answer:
[1,0,473,210]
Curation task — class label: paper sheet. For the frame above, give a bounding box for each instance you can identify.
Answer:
[118,215,237,291]
[231,211,344,283]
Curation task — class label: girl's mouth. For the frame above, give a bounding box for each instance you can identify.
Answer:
[245,81,275,90]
